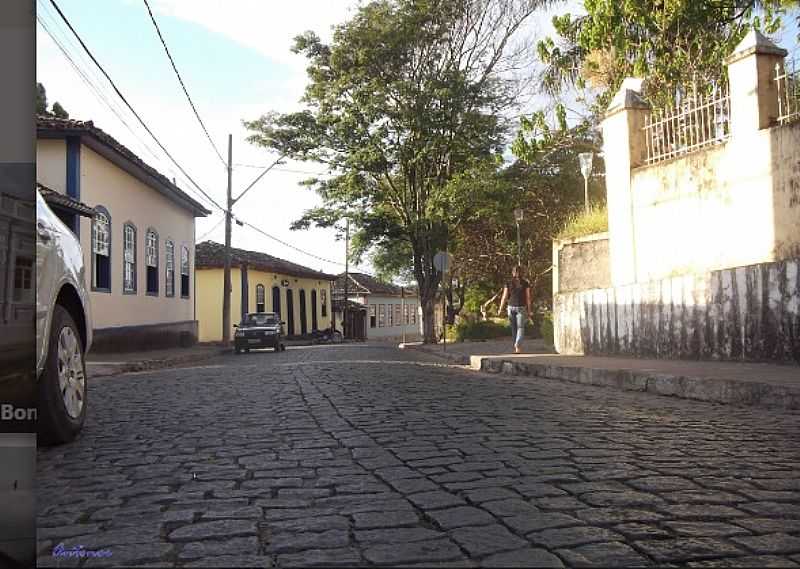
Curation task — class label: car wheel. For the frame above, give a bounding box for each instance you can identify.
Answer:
[333,331,343,344]
[38,305,87,445]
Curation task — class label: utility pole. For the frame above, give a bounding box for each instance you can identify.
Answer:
[343,218,349,340]
[222,134,233,345]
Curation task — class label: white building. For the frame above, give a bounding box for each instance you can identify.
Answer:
[333,272,421,341]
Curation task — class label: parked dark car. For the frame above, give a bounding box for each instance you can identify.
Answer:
[234,312,285,354]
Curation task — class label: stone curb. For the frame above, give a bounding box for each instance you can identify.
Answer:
[88,348,229,378]
[472,357,800,410]
[398,343,470,365]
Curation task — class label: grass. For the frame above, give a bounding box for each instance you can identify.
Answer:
[556,205,608,241]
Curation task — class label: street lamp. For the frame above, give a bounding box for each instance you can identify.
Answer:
[578,152,593,214]
[513,208,523,266]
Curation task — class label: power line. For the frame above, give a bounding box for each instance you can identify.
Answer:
[37,8,167,177]
[233,163,330,176]
[141,0,226,167]
[197,214,225,242]
[240,220,346,267]
[48,0,226,214]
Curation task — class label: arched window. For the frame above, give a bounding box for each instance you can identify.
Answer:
[91,206,111,292]
[255,284,265,312]
[165,240,175,297]
[123,222,137,294]
[320,288,328,317]
[145,228,159,295]
[180,245,190,298]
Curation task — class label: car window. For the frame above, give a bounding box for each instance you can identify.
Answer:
[244,314,278,326]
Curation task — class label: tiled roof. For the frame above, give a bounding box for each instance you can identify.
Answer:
[37,183,96,217]
[36,116,211,217]
[333,272,416,297]
[195,241,336,281]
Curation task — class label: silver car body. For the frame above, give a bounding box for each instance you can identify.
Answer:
[35,189,92,376]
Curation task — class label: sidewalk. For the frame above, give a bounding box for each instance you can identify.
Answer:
[87,344,228,378]
[407,339,800,410]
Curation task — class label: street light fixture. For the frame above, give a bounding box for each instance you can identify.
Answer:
[513,208,523,266]
[578,152,593,214]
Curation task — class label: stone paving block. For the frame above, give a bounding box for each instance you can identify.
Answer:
[531,495,587,511]
[427,506,496,529]
[352,510,420,529]
[277,547,364,567]
[178,536,259,559]
[504,512,582,534]
[660,490,746,504]
[686,556,800,567]
[38,524,103,541]
[739,502,800,518]
[450,524,528,557]
[626,476,701,492]
[557,481,632,495]
[168,520,257,541]
[514,482,569,499]
[200,506,263,520]
[267,529,350,553]
[664,521,751,538]
[581,491,664,508]
[463,487,521,504]
[732,518,800,534]
[613,522,672,540]
[657,504,748,520]
[355,527,445,544]
[408,490,466,510]
[731,533,800,555]
[574,508,664,525]
[528,526,623,549]
[389,477,440,494]
[480,547,565,568]
[482,499,540,518]
[634,537,746,563]
[556,541,651,567]
[375,466,420,480]
[82,543,174,567]
[362,539,464,564]
[266,515,350,533]
[183,555,273,567]
[277,488,332,499]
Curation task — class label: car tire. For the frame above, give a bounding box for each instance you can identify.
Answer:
[332,331,343,344]
[38,305,87,445]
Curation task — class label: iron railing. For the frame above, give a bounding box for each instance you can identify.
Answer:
[643,86,731,165]
[776,55,800,125]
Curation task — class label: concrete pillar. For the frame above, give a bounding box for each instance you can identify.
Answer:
[601,78,650,286]
[725,29,787,136]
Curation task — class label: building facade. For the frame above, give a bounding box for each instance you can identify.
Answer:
[333,272,421,341]
[36,116,210,351]
[195,241,336,342]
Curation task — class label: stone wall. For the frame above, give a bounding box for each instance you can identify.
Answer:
[91,320,198,353]
[554,257,799,364]
[553,233,610,294]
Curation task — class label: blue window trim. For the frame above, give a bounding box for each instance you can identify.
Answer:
[66,136,81,239]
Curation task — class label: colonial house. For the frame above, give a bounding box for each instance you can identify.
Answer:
[333,272,421,341]
[195,241,336,342]
[36,116,211,351]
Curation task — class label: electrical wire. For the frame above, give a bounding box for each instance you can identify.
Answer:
[48,0,226,214]
[196,215,225,242]
[141,0,227,167]
[240,220,346,267]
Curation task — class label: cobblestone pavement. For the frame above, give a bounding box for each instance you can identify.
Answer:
[37,344,800,567]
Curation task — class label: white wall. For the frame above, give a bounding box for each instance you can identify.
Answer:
[363,294,421,340]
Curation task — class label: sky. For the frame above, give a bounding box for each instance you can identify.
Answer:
[35,1,798,277]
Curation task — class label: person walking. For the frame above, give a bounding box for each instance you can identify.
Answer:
[498,266,531,353]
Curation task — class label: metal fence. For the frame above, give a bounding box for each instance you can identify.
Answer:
[643,86,731,165]
[776,55,800,125]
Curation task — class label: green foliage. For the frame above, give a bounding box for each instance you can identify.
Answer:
[539,311,554,345]
[556,205,608,240]
[538,0,787,110]
[51,101,69,119]
[36,82,69,118]
[452,318,511,342]
[244,0,548,342]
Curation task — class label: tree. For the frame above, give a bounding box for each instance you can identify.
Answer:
[245,0,548,343]
[36,82,70,118]
[51,101,69,119]
[537,0,787,110]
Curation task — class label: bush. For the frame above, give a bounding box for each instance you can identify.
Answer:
[452,318,511,342]
[557,205,608,240]
[540,311,554,345]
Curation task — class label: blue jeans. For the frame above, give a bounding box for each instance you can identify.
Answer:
[508,306,526,347]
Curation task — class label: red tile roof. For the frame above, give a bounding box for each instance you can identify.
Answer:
[195,240,336,281]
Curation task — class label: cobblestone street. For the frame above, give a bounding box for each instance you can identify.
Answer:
[37,344,800,567]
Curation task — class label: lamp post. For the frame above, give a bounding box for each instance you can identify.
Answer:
[578,152,593,214]
[513,208,523,266]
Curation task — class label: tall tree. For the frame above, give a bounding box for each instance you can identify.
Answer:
[245,0,549,343]
[36,82,48,115]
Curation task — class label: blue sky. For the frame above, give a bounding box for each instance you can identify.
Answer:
[36,0,799,276]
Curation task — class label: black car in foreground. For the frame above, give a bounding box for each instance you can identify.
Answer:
[233,312,286,354]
